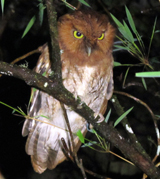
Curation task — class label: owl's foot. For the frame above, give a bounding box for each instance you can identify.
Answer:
[94,113,104,123]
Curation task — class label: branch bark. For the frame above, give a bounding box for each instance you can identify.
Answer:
[45,0,62,80]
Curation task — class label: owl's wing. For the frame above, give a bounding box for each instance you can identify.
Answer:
[22,44,87,173]
[106,67,114,101]
[99,61,114,115]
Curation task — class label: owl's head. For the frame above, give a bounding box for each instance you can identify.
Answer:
[58,10,115,66]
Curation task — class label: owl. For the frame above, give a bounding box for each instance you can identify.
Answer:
[22,10,115,173]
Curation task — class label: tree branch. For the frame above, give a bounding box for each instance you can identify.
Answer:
[0,62,160,179]
[45,0,62,80]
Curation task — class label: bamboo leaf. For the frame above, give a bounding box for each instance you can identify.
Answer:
[125,6,137,34]
[39,115,50,119]
[148,17,157,58]
[0,101,25,115]
[123,67,130,88]
[114,62,122,67]
[105,109,111,123]
[123,21,134,43]
[38,0,46,26]
[114,45,130,51]
[141,77,147,90]
[110,13,124,28]
[81,141,98,148]
[136,71,160,77]
[114,107,134,127]
[22,16,36,38]
[78,0,90,7]
[1,0,4,14]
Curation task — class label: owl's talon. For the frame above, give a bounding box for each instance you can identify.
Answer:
[94,113,104,123]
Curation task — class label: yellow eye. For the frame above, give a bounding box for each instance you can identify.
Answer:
[98,33,104,40]
[74,31,83,39]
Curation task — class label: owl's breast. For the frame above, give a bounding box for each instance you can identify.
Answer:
[62,64,112,113]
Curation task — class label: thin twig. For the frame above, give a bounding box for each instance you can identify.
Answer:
[60,102,87,178]
[60,102,75,153]
[10,47,42,64]
[0,47,42,78]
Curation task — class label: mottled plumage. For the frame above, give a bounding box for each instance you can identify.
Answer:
[22,10,115,173]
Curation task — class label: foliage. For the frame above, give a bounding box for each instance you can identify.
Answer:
[111,6,156,70]
[1,0,4,14]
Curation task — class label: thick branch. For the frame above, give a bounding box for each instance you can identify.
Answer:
[0,62,160,179]
[45,0,62,80]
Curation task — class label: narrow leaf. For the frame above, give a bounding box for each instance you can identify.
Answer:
[114,45,130,51]
[39,115,50,119]
[123,67,130,88]
[38,0,46,26]
[114,61,121,67]
[125,6,137,34]
[110,13,124,28]
[136,71,160,77]
[148,17,157,58]
[141,77,147,90]
[22,16,36,38]
[123,21,134,43]
[0,101,24,115]
[1,0,4,14]
[114,107,134,127]
[76,130,85,143]
[105,109,111,123]
[78,0,90,7]
[81,141,98,148]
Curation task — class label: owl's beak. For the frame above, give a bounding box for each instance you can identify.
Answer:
[87,46,91,57]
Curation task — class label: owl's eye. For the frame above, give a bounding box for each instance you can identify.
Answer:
[98,33,105,40]
[74,31,84,39]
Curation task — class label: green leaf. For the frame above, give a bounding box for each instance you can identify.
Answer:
[0,101,26,116]
[12,109,16,114]
[155,30,160,33]
[114,45,130,51]
[78,0,90,7]
[114,62,122,67]
[38,0,46,26]
[125,6,137,34]
[110,13,124,28]
[81,141,98,148]
[105,109,111,123]
[123,67,130,88]
[76,130,85,143]
[42,71,47,76]
[22,16,36,38]
[148,17,157,58]
[123,20,134,43]
[113,62,133,67]
[141,77,147,90]
[114,107,134,127]
[136,71,160,77]
[32,88,37,92]
[1,0,5,14]
[39,115,50,119]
